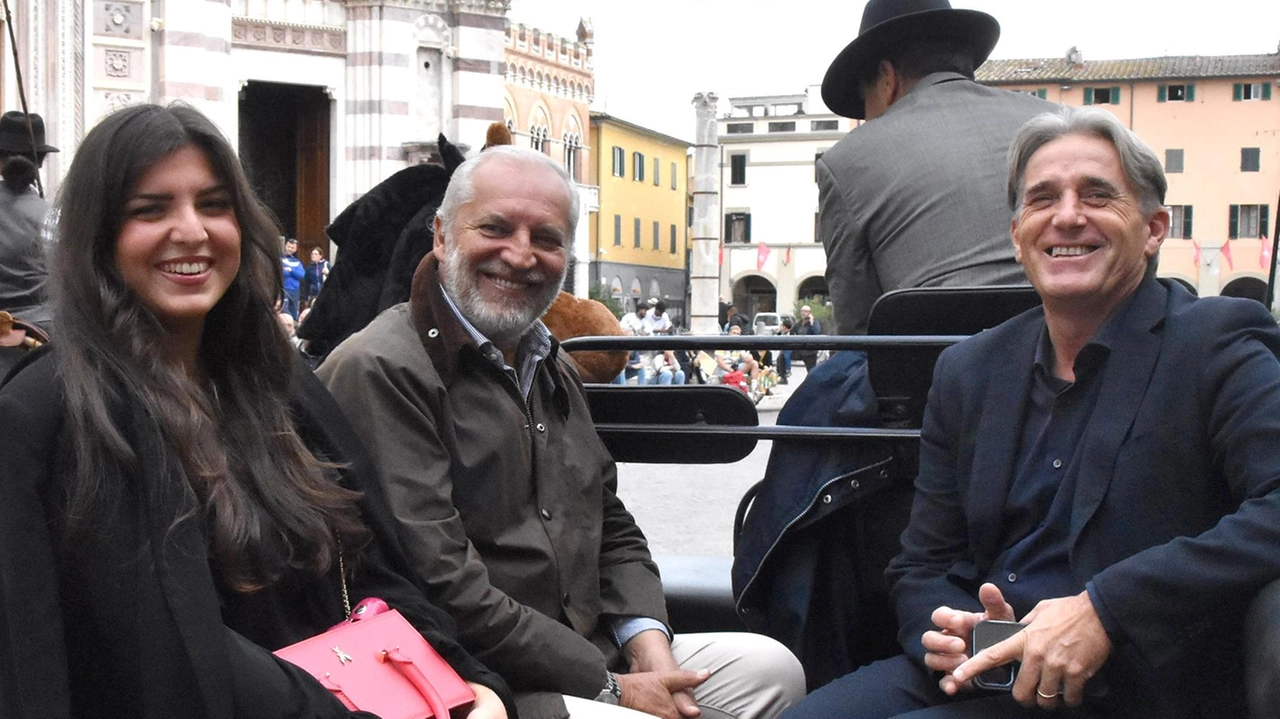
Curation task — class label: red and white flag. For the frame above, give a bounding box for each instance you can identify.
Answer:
[718,241,724,267]
[1262,238,1273,268]
[783,247,792,266]
[1220,240,1234,271]
[756,242,771,271]
[1192,240,1201,266]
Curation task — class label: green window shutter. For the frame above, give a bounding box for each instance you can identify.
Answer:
[1185,206,1193,239]
[1111,86,1121,105]
[1264,83,1273,101]
[1083,87,1094,105]
[1187,84,1196,101]
[1229,205,1239,239]
[745,214,752,243]
[1233,83,1243,101]
[1263,205,1271,239]
[1158,84,1167,102]
[1037,89,1046,99]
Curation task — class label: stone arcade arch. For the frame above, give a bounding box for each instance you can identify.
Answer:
[730,275,777,326]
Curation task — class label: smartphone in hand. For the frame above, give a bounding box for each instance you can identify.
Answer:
[970,620,1025,691]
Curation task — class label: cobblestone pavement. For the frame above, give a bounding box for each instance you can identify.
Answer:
[614,366,807,558]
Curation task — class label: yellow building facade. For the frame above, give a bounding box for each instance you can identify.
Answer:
[589,113,690,321]
[979,51,1280,299]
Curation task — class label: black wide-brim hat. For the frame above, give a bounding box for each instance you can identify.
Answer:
[0,111,58,154]
[821,0,1000,119]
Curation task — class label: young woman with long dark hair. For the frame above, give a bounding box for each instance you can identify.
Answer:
[0,103,511,719]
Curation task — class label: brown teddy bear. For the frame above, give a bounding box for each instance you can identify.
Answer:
[541,292,627,383]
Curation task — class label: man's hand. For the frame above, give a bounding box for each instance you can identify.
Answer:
[952,590,1112,709]
[616,669,710,719]
[621,629,708,718]
[463,682,507,719]
[924,583,1017,695]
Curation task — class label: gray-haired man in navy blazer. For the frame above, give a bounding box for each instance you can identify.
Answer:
[817,0,1055,334]
[783,105,1280,718]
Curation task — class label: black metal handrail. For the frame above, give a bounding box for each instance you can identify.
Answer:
[560,334,966,352]
[567,333,969,449]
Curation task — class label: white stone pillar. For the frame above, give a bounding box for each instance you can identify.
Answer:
[448,0,506,150]
[152,0,236,136]
[690,92,720,335]
[343,1,418,200]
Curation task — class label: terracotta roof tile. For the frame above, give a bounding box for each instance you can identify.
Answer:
[977,53,1280,84]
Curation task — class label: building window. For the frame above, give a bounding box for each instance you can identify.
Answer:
[810,119,839,131]
[1015,88,1048,99]
[563,133,581,182]
[726,122,754,134]
[1165,149,1184,174]
[653,157,660,187]
[1229,204,1270,239]
[612,146,624,177]
[1168,205,1193,239]
[725,212,751,243]
[671,162,678,190]
[633,152,645,182]
[634,217,641,247]
[1234,82,1272,101]
[670,224,678,254]
[729,153,747,186]
[767,121,796,133]
[1084,86,1120,105]
[653,220,660,250]
[1242,147,1261,172]
[613,214,622,246]
[530,125,549,154]
[1158,83,1194,102]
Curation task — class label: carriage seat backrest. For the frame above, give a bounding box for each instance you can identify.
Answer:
[866,285,1042,427]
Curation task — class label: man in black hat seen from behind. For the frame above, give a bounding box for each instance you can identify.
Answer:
[0,111,58,332]
[817,0,1054,335]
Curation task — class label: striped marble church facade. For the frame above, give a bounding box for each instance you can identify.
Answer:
[3,0,510,250]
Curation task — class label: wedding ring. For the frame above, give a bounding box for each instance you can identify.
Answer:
[1036,688,1061,699]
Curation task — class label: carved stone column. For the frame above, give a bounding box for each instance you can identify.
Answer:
[690,92,721,335]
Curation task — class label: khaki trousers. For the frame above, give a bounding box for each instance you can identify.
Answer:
[562,632,805,719]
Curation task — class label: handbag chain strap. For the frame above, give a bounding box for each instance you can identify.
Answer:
[336,535,351,617]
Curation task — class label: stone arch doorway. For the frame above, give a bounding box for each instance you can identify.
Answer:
[239,81,330,257]
[731,275,777,325]
[795,276,830,310]
[1220,275,1268,305]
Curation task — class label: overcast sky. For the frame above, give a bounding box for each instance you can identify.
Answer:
[507,0,1280,141]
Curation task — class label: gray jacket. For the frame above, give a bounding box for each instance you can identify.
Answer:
[0,184,51,328]
[818,72,1054,334]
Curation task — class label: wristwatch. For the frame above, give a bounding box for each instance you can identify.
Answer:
[595,671,622,705]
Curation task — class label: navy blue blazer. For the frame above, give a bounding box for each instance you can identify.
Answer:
[888,278,1280,715]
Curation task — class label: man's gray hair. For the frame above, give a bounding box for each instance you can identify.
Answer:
[1007,106,1167,217]
[437,145,580,239]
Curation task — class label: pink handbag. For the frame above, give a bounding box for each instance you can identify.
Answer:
[274,555,475,719]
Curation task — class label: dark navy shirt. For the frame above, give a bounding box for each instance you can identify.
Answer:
[983,307,1127,623]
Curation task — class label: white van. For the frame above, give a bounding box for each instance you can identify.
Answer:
[752,312,794,336]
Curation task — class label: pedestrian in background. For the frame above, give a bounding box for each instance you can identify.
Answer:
[0,110,58,332]
[303,246,329,309]
[280,237,304,319]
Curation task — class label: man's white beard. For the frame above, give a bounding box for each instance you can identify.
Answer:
[441,243,564,345]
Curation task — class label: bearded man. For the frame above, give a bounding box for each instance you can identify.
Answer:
[319,146,804,719]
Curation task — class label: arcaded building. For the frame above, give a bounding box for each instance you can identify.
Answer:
[978,47,1280,299]
[501,19,596,297]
